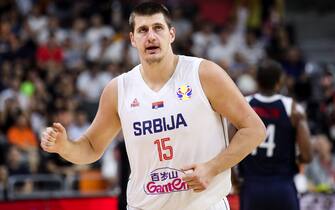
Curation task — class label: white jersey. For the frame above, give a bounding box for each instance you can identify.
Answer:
[117,55,231,210]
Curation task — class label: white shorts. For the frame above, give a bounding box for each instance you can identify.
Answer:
[127,197,230,210]
[207,197,230,210]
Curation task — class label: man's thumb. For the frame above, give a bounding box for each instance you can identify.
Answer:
[53,122,66,133]
[181,164,196,173]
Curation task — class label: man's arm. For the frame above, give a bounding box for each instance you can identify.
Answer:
[292,103,312,163]
[200,60,266,173]
[41,78,121,164]
[182,60,266,192]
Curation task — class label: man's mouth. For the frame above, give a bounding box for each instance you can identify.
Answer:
[146,46,160,54]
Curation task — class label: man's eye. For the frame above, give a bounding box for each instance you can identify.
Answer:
[155,26,163,30]
[138,28,147,33]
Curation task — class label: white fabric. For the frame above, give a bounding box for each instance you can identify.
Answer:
[0,89,30,112]
[28,16,48,33]
[85,26,114,45]
[207,43,236,66]
[76,71,112,103]
[67,123,90,140]
[101,143,118,179]
[127,46,140,66]
[237,42,264,65]
[102,40,125,63]
[127,198,230,210]
[118,55,231,210]
[37,29,68,44]
[191,32,219,57]
[207,198,230,210]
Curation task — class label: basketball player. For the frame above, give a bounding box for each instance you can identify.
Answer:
[237,59,312,210]
[41,2,266,210]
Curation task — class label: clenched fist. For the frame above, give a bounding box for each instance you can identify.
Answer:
[40,122,69,154]
[181,162,218,193]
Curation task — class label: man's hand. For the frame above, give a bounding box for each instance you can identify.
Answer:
[41,122,69,154]
[181,162,218,192]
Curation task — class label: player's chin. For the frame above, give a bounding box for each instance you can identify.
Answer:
[145,54,163,64]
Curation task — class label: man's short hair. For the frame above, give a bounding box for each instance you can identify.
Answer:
[256,59,283,91]
[129,2,172,32]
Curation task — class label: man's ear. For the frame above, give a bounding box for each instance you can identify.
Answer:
[169,27,176,44]
[129,32,136,47]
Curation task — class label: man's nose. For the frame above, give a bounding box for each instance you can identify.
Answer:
[147,29,157,41]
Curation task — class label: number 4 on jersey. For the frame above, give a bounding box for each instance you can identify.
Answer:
[251,124,276,157]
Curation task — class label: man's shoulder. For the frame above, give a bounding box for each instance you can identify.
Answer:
[178,54,206,63]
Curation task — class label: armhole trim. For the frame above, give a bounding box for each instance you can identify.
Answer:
[194,59,215,111]
[117,74,125,116]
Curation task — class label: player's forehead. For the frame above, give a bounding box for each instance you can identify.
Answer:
[133,13,168,29]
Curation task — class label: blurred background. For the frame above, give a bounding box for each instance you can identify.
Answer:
[0,0,335,209]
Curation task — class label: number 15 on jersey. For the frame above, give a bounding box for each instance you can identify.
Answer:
[154,137,174,161]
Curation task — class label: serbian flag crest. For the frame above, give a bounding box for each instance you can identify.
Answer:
[152,101,164,109]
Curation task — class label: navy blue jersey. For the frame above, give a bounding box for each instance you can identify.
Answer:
[239,94,298,179]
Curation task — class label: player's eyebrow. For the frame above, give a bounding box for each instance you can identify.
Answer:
[136,22,165,31]
[152,22,165,27]
[136,25,148,32]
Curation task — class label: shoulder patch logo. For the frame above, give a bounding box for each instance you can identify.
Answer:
[177,84,192,101]
[131,98,140,107]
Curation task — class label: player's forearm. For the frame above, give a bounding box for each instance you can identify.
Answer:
[297,120,312,163]
[59,136,102,165]
[208,121,266,175]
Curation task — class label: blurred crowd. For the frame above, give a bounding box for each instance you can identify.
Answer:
[1,0,335,202]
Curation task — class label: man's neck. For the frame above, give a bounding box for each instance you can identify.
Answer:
[259,89,276,96]
[140,53,178,92]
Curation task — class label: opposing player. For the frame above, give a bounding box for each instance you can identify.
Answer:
[237,59,312,210]
[41,2,266,210]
